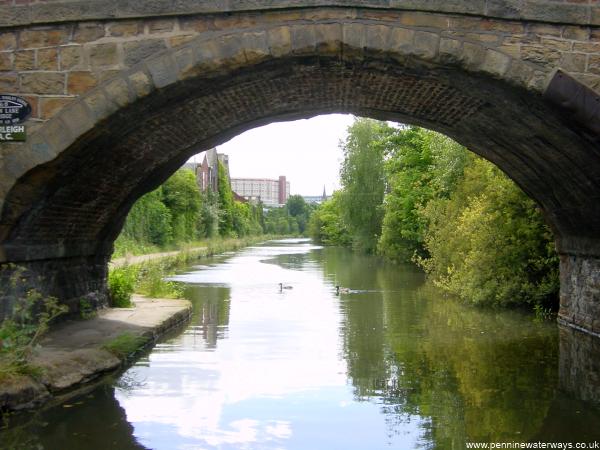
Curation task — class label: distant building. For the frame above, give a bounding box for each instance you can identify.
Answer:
[303,185,330,204]
[184,148,230,193]
[200,148,220,192]
[231,176,290,207]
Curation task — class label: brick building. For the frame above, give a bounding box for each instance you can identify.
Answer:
[184,148,230,193]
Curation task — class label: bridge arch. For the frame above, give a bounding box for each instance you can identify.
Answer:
[0,7,599,335]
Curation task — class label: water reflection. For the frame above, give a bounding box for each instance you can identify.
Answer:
[1,384,148,450]
[2,240,600,449]
[184,283,231,349]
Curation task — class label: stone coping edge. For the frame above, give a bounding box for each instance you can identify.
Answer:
[0,297,192,415]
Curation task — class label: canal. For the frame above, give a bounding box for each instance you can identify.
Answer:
[3,239,600,449]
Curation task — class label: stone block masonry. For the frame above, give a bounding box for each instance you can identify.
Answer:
[1,5,600,128]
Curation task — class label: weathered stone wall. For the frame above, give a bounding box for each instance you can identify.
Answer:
[559,254,600,336]
[2,0,600,27]
[559,325,600,404]
[0,254,109,319]
[1,7,600,134]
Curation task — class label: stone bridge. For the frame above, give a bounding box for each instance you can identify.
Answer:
[1,1,600,335]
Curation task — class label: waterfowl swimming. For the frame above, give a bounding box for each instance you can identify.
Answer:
[279,283,293,291]
[336,285,351,294]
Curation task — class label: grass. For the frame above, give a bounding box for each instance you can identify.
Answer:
[135,262,184,299]
[102,333,150,359]
[112,235,162,259]
[0,359,43,383]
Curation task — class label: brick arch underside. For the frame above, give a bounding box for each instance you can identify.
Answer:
[1,52,599,316]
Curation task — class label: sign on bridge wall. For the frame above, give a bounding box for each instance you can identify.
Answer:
[0,95,31,141]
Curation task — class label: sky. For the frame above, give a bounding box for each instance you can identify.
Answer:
[189,114,355,196]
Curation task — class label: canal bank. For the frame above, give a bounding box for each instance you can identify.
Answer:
[1,236,276,414]
[0,296,192,413]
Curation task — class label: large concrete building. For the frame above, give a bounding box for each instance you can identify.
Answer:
[231,176,290,207]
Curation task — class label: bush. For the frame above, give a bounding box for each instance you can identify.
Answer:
[418,158,559,308]
[108,266,138,308]
[308,192,352,246]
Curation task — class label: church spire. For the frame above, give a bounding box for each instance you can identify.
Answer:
[322,185,327,200]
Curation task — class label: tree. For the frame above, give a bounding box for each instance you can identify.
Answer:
[377,127,469,262]
[287,195,307,217]
[286,195,309,234]
[338,118,389,252]
[217,161,235,236]
[119,188,172,247]
[198,190,220,238]
[418,157,559,308]
[162,169,202,243]
[308,191,352,246]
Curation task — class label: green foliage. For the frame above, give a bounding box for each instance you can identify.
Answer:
[113,235,161,259]
[119,188,173,248]
[417,157,559,308]
[263,207,289,235]
[163,169,202,243]
[231,201,261,237]
[378,128,469,262]
[286,195,312,234]
[79,297,96,320]
[0,280,68,380]
[114,165,266,261]
[308,192,352,246]
[199,190,221,238]
[217,161,235,236]
[320,117,559,310]
[102,332,149,359]
[135,263,184,299]
[378,127,433,261]
[533,304,555,321]
[287,194,307,217]
[339,118,388,252]
[108,266,139,308]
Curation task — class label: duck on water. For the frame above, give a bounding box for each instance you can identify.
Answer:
[336,286,351,295]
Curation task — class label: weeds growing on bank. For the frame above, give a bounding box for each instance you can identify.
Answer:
[102,333,149,359]
[107,265,138,308]
[533,304,556,322]
[78,297,97,320]
[135,262,184,299]
[0,270,68,381]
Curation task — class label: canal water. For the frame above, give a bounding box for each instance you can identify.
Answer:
[3,239,600,449]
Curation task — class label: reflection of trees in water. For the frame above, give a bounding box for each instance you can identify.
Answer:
[185,284,231,349]
[317,246,584,447]
[399,284,559,445]
[0,384,148,450]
